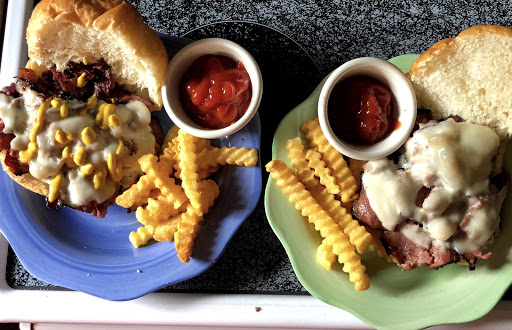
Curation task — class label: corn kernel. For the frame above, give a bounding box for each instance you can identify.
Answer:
[108,114,122,127]
[80,163,94,176]
[116,139,124,157]
[48,172,64,203]
[60,103,68,118]
[55,130,74,144]
[80,94,97,116]
[77,72,87,88]
[73,146,86,166]
[81,127,96,145]
[19,141,38,163]
[93,168,107,190]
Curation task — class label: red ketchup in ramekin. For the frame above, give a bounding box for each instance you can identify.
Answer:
[327,75,399,145]
[180,55,252,129]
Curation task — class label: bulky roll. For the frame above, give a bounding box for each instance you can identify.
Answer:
[408,25,512,140]
[26,0,168,110]
[0,0,168,217]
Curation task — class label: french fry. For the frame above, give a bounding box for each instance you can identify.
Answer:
[348,158,366,191]
[153,214,183,242]
[266,160,369,291]
[139,154,188,209]
[176,130,201,210]
[317,239,337,270]
[305,148,340,195]
[308,183,372,254]
[197,146,258,167]
[286,137,317,189]
[117,126,258,263]
[115,175,155,208]
[129,225,155,248]
[301,117,358,203]
[174,179,219,262]
[286,136,372,254]
[367,228,393,262]
[135,194,186,226]
[162,124,180,148]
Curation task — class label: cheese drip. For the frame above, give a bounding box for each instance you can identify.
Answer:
[362,119,502,254]
[0,89,156,207]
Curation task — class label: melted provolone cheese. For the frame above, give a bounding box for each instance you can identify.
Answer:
[0,89,155,207]
[362,118,502,254]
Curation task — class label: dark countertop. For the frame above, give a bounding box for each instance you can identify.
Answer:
[6,0,512,299]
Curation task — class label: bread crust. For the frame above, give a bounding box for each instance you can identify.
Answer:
[0,150,49,197]
[26,0,168,110]
[407,25,512,140]
[409,25,512,77]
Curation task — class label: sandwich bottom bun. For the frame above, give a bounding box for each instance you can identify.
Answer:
[0,150,49,197]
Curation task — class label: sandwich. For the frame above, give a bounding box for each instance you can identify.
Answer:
[0,0,168,217]
[352,25,511,270]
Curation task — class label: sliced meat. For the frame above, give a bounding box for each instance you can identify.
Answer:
[381,230,460,271]
[74,192,119,218]
[0,119,29,175]
[1,83,20,97]
[415,186,431,207]
[352,187,385,230]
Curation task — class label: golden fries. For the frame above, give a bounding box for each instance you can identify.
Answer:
[266,160,369,291]
[301,117,359,203]
[267,116,387,291]
[116,126,258,263]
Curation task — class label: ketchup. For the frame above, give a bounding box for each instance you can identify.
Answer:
[180,55,252,129]
[327,75,397,144]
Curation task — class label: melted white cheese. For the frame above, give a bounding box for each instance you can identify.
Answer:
[0,89,155,207]
[363,118,502,254]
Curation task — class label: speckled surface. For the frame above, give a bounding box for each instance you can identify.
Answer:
[6,0,512,298]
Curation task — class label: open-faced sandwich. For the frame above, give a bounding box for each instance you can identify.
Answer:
[0,0,168,217]
[353,25,511,270]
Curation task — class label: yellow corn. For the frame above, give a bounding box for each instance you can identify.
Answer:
[80,163,94,176]
[93,168,107,190]
[55,130,74,144]
[108,114,122,127]
[77,72,87,88]
[116,139,124,157]
[60,103,68,118]
[96,103,116,130]
[48,173,64,203]
[19,141,38,163]
[51,98,63,109]
[80,94,97,116]
[73,146,86,166]
[81,127,96,145]
[107,152,124,182]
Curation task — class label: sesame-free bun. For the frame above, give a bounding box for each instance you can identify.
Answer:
[26,0,168,110]
[408,25,512,140]
[0,150,49,198]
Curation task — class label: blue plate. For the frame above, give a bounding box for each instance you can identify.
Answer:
[0,34,262,301]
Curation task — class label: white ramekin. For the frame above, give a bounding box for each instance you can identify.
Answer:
[317,57,417,160]
[162,38,263,139]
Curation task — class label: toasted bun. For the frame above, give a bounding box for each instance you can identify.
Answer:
[408,25,512,140]
[0,150,49,197]
[26,0,168,110]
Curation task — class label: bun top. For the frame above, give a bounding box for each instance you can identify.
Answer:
[408,25,512,140]
[26,0,168,110]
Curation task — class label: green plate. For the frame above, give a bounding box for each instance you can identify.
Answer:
[264,54,512,330]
